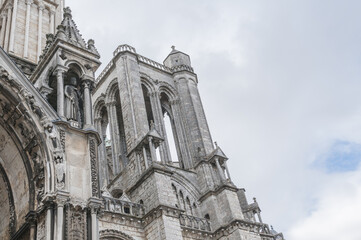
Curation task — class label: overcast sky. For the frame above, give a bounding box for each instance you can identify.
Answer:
[69,1,361,239]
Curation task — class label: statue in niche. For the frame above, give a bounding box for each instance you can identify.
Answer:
[64,76,82,126]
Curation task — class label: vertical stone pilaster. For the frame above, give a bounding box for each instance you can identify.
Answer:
[23,0,32,58]
[4,4,12,51]
[8,0,17,53]
[115,54,149,150]
[37,1,44,61]
[0,13,7,47]
[49,7,55,34]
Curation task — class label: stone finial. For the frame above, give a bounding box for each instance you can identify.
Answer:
[214,141,218,148]
[88,39,95,47]
[46,34,54,44]
[150,120,155,130]
[253,197,257,203]
[87,39,100,56]
[63,7,72,18]
[56,24,66,40]
[171,45,176,51]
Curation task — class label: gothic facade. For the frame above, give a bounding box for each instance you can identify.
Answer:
[0,1,284,239]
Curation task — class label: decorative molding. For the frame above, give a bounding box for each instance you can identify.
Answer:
[89,137,99,197]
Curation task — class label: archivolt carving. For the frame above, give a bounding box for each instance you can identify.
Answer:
[99,229,135,240]
[0,163,16,237]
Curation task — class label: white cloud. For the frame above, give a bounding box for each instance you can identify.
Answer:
[288,169,361,240]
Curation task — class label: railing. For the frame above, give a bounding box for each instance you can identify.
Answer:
[103,197,145,217]
[137,55,172,73]
[96,60,114,84]
[179,214,211,232]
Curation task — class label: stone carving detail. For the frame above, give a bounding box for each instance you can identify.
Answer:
[55,154,65,190]
[65,205,87,240]
[36,217,46,240]
[64,77,81,126]
[60,129,66,150]
[89,138,99,197]
[0,134,8,151]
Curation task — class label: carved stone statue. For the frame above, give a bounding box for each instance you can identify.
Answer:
[64,77,81,124]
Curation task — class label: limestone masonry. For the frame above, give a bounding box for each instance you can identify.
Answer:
[0,1,285,239]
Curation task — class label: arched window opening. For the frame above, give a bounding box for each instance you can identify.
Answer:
[46,74,58,111]
[205,214,210,220]
[160,93,181,166]
[179,191,185,210]
[114,90,128,168]
[99,106,113,180]
[141,84,154,128]
[172,184,180,208]
[124,206,130,214]
[186,197,193,215]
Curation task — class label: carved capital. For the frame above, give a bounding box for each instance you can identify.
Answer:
[49,6,56,14]
[38,1,45,10]
[25,0,33,5]
[81,79,94,90]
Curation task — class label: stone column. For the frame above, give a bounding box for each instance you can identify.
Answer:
[56,201,65,240]
[8,0,17,53]
[0,13,6,47]
[82,80,93,128]
[91,208,98,240]
[56,68,65,119]
[88,199,102,240]
[37,1,44,61]
[106,101,120,174]
[142,146,149,169]
[224,162,231,180]
[23,0,32,58]
[46,205,53,240]
[4,4,12,51]
[49,7,55,34]
[215,157,226,182]
[25,211,37,240]
[148,136,157,162]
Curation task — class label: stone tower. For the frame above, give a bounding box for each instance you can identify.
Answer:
[0,4,285,240]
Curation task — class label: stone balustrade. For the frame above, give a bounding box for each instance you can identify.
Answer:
[103,196,145,217]
[95,60,113,84]
[137,55,172,73]
[179,213,211,232]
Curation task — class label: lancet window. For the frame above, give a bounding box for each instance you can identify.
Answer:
[160,92,181,166]
[95,83,128,182]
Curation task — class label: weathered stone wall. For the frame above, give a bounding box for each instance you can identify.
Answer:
[65,129,91,199]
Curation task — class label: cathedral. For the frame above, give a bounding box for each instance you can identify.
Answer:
[0,0,285,239]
